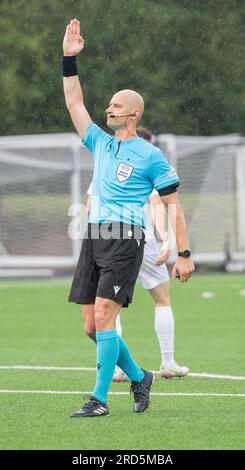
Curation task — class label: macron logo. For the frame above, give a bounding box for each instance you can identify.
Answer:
[113,285,121,296]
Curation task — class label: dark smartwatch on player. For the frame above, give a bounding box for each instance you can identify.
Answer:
[178,250,191,258]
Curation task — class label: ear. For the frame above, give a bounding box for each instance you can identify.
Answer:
[132,109,139,119]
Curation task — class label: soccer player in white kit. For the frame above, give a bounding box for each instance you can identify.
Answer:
[86,127,189,380]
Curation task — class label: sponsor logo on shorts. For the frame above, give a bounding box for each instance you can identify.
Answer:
[113,285,121,296]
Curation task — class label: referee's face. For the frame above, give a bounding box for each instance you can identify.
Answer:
[106,92,134,130]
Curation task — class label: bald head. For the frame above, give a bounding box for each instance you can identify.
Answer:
[113,89,144,121]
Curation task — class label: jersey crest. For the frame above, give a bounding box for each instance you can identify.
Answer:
[116,163,134,182]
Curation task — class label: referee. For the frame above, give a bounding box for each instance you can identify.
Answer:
[63,19,195,418]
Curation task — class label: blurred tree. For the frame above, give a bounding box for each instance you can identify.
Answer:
[0,0,244,135]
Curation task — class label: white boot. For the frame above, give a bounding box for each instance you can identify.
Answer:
[113,366,130,382]
[160,363,189,378]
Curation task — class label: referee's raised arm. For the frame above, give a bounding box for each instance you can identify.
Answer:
[63,19,92,139]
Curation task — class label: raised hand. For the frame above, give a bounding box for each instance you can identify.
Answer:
[63,18,84,56]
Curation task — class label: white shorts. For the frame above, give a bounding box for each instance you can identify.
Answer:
[138,238,169,290]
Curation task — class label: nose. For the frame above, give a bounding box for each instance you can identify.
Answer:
[106,104,113,115]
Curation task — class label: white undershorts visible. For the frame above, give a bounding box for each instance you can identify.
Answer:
[138,238,169,290]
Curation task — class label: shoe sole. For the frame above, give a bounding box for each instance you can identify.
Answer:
[71,412,110,418]
[160,372,189,379]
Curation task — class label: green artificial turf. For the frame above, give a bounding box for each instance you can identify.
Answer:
[0,275,244,450]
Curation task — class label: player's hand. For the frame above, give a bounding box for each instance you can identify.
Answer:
[63,19,84,56]
[172,257,195,282]
[155,250,169,265]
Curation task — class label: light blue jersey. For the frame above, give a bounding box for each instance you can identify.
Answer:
[82,123,179,227]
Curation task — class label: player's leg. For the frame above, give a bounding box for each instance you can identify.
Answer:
[149,281,189,378]
[71,297,121,418]
[138,238,189,378]
[115,314,122,337]
[81,305,129,383]
[92,296,122,403]
[82,304,121,340]
[72,226,154,417]
[149,281,174,367]
[82,304,131,387]
[93,230,153,412]
[93,296,148,399]
[82,300,143,385]
[82,304,96,341]
[69,230,111,417]
[81,304,128,401]
[73,294,152,416]
[113,314,130,382]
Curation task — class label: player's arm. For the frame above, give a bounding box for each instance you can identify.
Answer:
[149,193,169,265]
[160,191,195,282]
[63,19,92,139]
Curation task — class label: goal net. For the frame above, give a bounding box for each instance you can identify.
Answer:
[0,133,93,275]
[0,132,244,276]
[156,134,245,267]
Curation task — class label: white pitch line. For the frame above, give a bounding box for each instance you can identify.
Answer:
[0,390,245,397]
[0,365,245,381]
[188,372,245,381]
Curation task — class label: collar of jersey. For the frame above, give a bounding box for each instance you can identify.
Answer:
[115,136,139,144]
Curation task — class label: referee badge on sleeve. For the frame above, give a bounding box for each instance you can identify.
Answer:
[116,163,134,182]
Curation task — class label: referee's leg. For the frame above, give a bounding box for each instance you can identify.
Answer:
[82,304,96,341]
[92,296,150,406]
[91,297,122,405]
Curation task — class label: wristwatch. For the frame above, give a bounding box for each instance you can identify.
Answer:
[178,250,191,258]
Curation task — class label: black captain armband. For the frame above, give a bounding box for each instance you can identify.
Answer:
[62,56,78,77]
[158,182,180,196]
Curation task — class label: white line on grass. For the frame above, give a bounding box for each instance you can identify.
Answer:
[188,372,245,381]
[0,390,244,397]
[0,365,245,381]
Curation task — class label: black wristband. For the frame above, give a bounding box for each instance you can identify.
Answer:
[158,182,180,196]
[62,56,78,77]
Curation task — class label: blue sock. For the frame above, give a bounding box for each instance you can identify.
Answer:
[117,336,144,382]
[92,329,119,404]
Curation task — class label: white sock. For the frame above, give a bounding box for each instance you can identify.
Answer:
[154,306,175,368]
[116,314,122,337]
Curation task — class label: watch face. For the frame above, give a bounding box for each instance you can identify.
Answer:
[178,250,191,258]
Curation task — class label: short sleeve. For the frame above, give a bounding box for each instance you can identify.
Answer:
[149,148,179,191]
[82,122,111,155]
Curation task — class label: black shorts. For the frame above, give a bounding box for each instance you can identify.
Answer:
[68,223,145,308]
